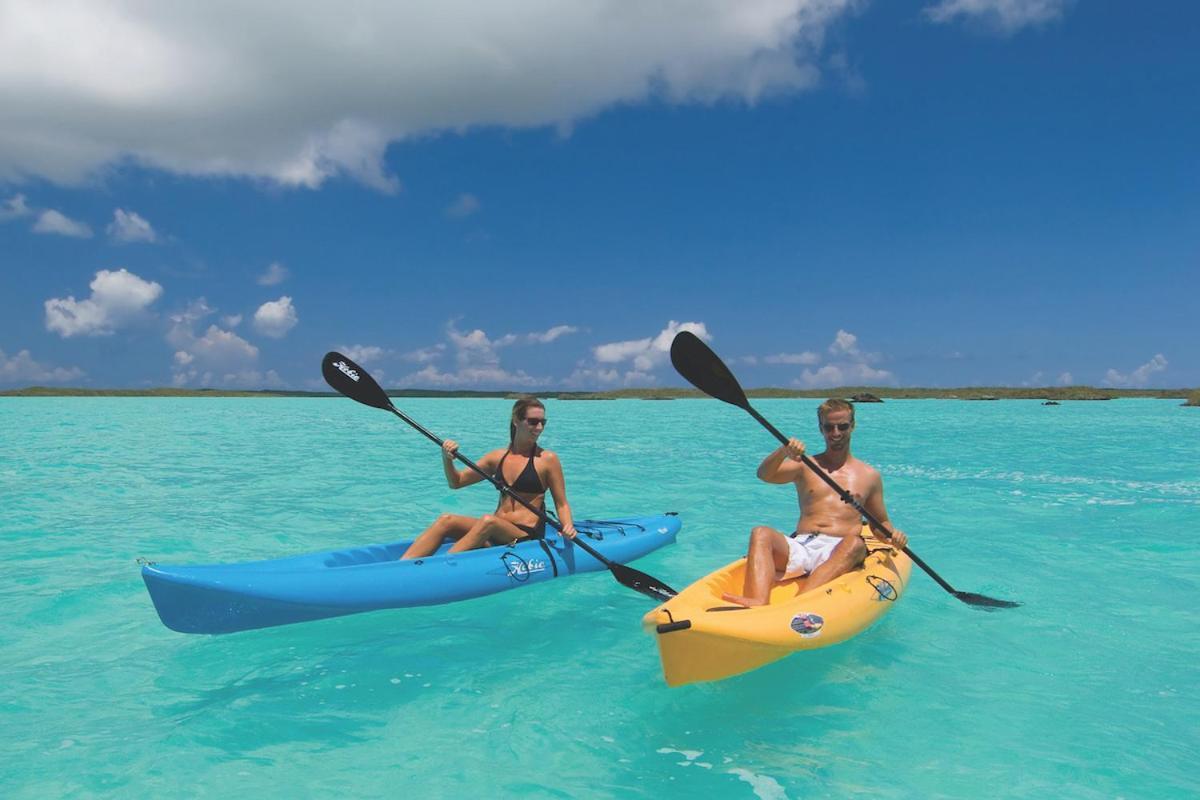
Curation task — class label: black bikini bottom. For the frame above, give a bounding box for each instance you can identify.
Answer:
[515,518,547,540]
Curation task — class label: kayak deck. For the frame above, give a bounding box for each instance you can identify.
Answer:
[143,513,680,634]
[643,526,910,686]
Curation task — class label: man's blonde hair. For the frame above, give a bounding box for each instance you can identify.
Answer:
[817,397,855,425]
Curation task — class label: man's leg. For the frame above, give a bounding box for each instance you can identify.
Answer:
[720,526,791,607]
[796,535,867,592]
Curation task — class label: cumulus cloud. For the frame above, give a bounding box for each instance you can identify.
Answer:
[257,262,289,286]
[0,2,852,188]
[33,209,93,238]
[253,296,298,338]
[191,325,260,365]
[923,0,1070,34]
[398,320,571,387]
[44,268,163,337]
[1,194,31,220]
[567,320,711,387]
[1057,371,1073,385]
[828,329,864,357]
[0,347,85,386]
[401,344,447,364]
[445,193,480,218]
[106,208,157,243]
[1103,354,1167,388]
[338,344,386,364]
[593,320,711,372]
[764,351,820,365]
[534,325,578,343]
[168,300,264,387]
[791,329,895,388]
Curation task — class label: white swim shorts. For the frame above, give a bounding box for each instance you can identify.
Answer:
[784,533,844,577]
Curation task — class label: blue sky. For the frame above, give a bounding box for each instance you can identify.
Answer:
[2,1,1196,390]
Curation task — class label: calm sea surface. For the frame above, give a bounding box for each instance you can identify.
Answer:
[2,397,1197,798]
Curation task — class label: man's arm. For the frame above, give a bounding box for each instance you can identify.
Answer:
[861,469,908,549]
[757,438,808,484]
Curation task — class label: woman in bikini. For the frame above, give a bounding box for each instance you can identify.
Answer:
[400,396,577,559]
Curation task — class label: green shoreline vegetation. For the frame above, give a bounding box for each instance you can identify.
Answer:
[2,385,1196,401]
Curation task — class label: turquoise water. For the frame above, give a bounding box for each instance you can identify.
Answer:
[2,397,1197,798]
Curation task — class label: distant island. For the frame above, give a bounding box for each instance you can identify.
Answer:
[2,385,1195,401]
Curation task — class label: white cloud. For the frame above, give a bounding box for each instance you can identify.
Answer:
[795,362,895,388]
[168,297,269,386]
[923,0,1070,34]
[0,347,85,386]
[789,329,895,387]
[1103,354,1167,388]
[339,344,386,364]
[399,320,554,387]
[405,363,542,389]
[828,329,861,357]
[401,344,446,363]
[106,208,157,242]
[222,314,242,328]
[257,262,289,286]
[565,320,710,387]
[192,324,260,364]
[527,325,580,344]
[44,268,163,337]
[565,366,623,387]
[445,193,480,218]
[765,351,820,365]
[33,209,93,238]
[593,320,711,372]
[1,194,31,220]
[253,296,298,338]
[0,2,853,188]
[1057,371,1073,385]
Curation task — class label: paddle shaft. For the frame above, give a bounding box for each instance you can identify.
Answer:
[745,405,963,598]
[381,403,624,570]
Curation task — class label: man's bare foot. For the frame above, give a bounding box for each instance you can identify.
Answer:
[720,592,767,607]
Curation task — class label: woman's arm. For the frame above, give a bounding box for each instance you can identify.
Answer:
[542,451,576,538]
[440,441,496,489]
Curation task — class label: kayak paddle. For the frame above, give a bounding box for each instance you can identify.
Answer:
[668,331,1020,611]
[321,351,677,603]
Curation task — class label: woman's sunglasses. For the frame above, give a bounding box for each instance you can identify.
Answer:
[821,422,852,432]
[523,417,547,427]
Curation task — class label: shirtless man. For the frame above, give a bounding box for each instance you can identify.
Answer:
[721,398,908,607]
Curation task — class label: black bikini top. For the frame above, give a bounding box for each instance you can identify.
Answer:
[496,447,545,495]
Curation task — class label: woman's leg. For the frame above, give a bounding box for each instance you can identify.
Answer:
[401,513,478,559]
[446,514,529,554]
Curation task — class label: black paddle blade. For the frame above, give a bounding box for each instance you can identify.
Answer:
[955,591,1022,611]
[322,352,394,412]
[670,331,750,409]
[611,562,677,602]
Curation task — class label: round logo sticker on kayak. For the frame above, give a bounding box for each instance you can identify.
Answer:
[789,612,824,638]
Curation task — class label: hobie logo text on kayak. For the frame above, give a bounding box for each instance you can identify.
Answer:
[505,558,546,577]
[333,360,360,382]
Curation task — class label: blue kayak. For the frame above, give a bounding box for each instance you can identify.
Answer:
[142,513,680,634]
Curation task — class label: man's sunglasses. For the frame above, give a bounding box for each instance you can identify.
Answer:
[822,422,852,433]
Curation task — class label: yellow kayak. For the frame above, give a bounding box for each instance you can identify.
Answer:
[643,526,912,687]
